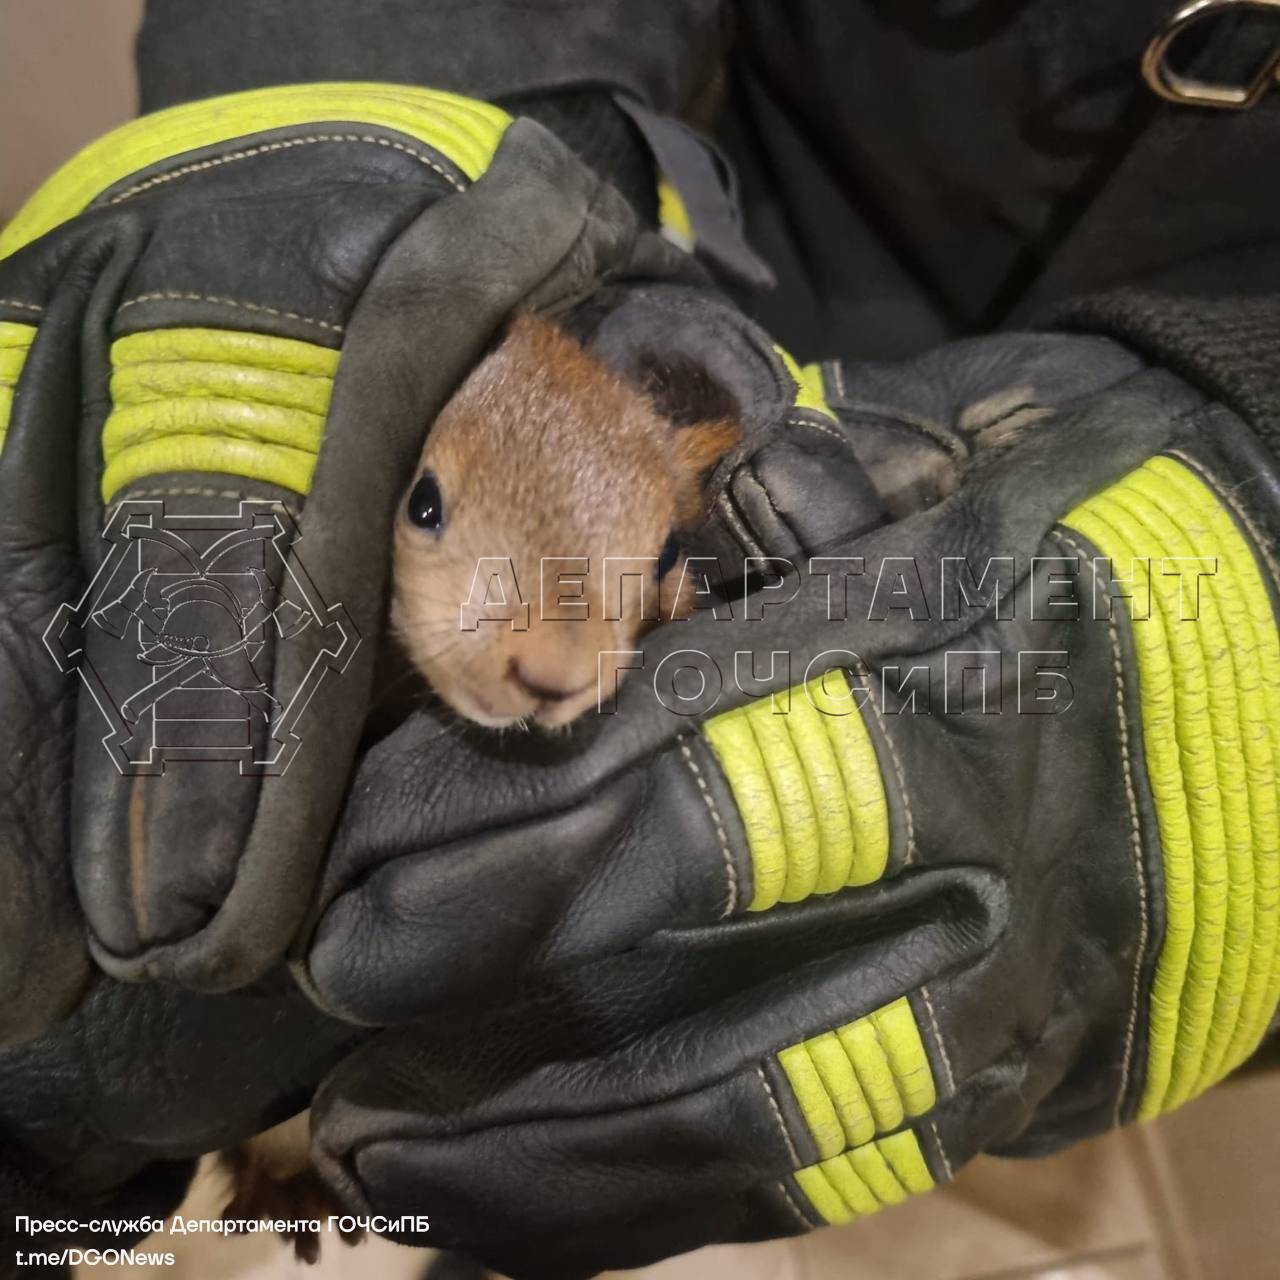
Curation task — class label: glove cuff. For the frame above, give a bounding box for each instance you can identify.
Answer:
[1050,245,1280,508]
[1061,447,1280,1120]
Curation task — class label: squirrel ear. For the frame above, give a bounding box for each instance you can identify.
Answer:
[636,352,741,428]
[673,420,742,524]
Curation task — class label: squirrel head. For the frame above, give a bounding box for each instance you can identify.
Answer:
[392,312,740,729]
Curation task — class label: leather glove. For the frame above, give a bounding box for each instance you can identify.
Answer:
[0,974,358,1272]
[0,81,674,1022]
[0,81,829,1271]
[300,332,1280,1277]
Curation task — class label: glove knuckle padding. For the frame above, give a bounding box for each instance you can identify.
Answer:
[702,670,893,909]
[1,84,654,996]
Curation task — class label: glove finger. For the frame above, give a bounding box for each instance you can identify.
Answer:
[0,969,361,1177]
[0,231,135,1042]
[310,893,1000,1276]
[816,333,1144,520]
[565,283,889,566]
[302,714,759,1023]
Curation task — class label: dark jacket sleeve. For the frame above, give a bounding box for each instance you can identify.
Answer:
[1052,249,1280,472]
[1008,14,1280,487]
[136,0,728,224]
[136,0,726,114]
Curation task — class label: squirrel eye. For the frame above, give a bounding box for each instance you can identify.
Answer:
[407,472,445,532]
[657,533,682,578]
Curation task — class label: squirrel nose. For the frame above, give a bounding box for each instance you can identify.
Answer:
[507,656,592,705]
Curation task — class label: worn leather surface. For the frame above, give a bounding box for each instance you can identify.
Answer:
[302,333,1160,1022]
[303,338,1280,1278]
[0,101,885,1262]
[1,115,700,1003]
[4,50,1279,1280]
[0,974,359,1269]
[0,109,689,1259]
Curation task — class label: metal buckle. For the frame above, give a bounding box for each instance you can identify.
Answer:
[1143,0,1280,107]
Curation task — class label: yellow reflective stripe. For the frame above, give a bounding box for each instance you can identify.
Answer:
[782,691,856,895]
[1062,456,1280,1119]
[811,673,891,886]
[813,1153,880,1216]
[847,1143,909,1206]
[870,998,938,1118]
[0,321,37,453]
[743,697,821,902]
[704,710,788,911]
[702,670,890,911]
[114,327,340,376]
[1,82,511,259]
[0,344,30,382]
[112,361,332,416]
[104,437,319,499]
[1153,461,1280,1078]
[656,178,694,251]
[777,1043,846,1161]
[104,400,325,463]
[793,1132,936,1226]
[807,1032,876,1149]
[778,997,935,1155]
[781,998,939,1224]
[877,1129,935,1195]
[774,344,834,420]
[794,1165,856,1226]
[837,1019,904,1133]
[102,327,338,500]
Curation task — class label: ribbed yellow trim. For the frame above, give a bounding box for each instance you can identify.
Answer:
[0,83,511,260]
[1063,456,1280,1119]
[778,996,936,1161]
[656,178,694,251]
[774,345,834,420]
[0,322,37,453]
[793,1130,935,1226]
[702,670,890,911]
[778,998,942,1218]
[101,328,339,500]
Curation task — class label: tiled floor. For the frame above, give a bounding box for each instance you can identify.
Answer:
[97,1066,1280,1280]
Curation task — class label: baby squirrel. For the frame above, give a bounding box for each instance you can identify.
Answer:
[393,310,741,729]
[223,311,740,1261]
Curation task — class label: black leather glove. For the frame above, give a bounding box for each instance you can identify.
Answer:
[300,332,1280,1277]
[0,289,95,1043]
[0,975,358,1271]
[0,78,820,1272]
[0,82,673,1018]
